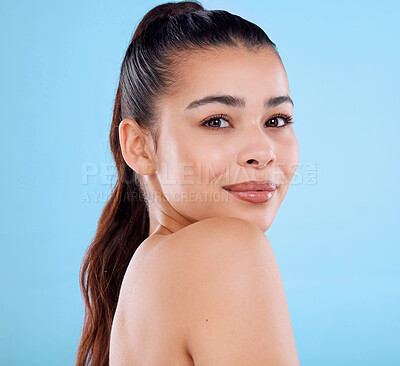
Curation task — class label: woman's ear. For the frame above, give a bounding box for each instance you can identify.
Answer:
[118,118,157,175]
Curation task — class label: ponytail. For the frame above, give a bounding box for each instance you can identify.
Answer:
[75,1,277,364]
[75,83,149,366]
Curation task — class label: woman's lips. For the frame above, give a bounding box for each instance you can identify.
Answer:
[222,180,277,203]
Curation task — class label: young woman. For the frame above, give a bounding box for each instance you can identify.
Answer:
[76,1,300,365]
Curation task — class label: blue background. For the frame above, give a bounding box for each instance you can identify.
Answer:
[1,0,399,365]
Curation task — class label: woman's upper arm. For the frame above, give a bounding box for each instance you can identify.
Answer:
[176,217,300,366]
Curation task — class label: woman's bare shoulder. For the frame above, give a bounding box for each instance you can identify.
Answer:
[164,217,299,365]
[115,217,298,365]
[157,216,275,290]
[167,216,271,252]
[145,216,272,274]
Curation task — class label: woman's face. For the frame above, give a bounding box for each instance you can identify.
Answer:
[149,46,298,232]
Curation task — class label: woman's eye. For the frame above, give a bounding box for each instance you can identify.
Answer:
[265,115,292,128]
[202,116,230,129]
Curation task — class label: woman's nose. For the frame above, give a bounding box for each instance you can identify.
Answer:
[237,126,276,169]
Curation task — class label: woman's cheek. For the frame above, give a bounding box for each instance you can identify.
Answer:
[277,135,299,183]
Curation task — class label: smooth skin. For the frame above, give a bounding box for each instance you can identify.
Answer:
[110,46,300,365]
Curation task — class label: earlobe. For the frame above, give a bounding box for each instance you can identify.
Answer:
[118,118,156,175]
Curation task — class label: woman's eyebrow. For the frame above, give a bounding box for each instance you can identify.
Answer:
[185,94,294,110]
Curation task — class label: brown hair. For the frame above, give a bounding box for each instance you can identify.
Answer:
[75,1,278,364]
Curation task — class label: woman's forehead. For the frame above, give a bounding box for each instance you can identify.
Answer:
[177,46,282,75]
[167,47,289,107]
